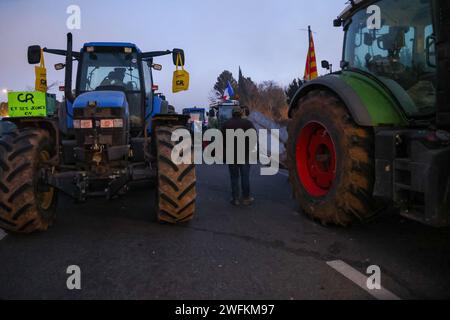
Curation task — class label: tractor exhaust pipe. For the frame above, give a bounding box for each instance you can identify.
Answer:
[65,32,75,103]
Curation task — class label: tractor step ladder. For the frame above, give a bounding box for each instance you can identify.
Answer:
[393,158,426,222]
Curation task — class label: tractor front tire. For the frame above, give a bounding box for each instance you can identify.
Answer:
[0,128,58,233]
[154,125,196,223]
[287,90,381,226]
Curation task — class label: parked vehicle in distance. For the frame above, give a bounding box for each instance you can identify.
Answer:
[208,100,240,129]
[182,107,207,134]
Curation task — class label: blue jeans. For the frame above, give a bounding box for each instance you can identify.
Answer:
[228,164,251,200]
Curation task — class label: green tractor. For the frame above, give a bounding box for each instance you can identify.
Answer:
[287,0,450,227]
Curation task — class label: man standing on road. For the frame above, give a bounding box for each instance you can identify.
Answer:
[222,106,256,206]
[241,105,250,119]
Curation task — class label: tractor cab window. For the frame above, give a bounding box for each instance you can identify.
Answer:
[184,111,205,123]
[142,61,153,96]
[218,106,234,124]
[79,52,141,91]
[78,51,143,127]
[344,0,436,116]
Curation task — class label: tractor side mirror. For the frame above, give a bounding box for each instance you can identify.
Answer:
[321,60,330,70]
[333,18,342,27]
[28,45,42,64]
[54,63,66,71]
[321,60,333,74]
[172,48,185,66]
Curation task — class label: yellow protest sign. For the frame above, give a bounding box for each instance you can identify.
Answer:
[7,91,47,117]
[172,53,189,93]
[35,49,47,92]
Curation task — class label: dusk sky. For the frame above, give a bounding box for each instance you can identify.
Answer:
[0,0,345,111]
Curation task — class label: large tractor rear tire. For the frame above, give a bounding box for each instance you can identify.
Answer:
[154,125,196,223]
[0,128,58,233]
[287,90,380,226]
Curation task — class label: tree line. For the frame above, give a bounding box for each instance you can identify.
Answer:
[211,69,304,123]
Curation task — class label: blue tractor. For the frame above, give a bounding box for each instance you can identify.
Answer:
[182,107,207,134]
[0,33,196,233]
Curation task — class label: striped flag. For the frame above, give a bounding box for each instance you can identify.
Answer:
[304,26,318,81]
[223,81,235,100]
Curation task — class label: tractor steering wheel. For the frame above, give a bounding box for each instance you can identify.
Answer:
[366,54,406,76]
[95,85,127,92]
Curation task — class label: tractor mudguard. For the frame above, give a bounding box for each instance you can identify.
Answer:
[151,114,190,131]
[0,119,17,135]
[288,71,408,127]
[1,117,60,164]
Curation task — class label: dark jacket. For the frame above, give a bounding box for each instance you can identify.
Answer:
[221,116,257,164]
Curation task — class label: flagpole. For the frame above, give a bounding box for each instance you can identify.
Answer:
[308,25,311,45]
[307,25,311,81]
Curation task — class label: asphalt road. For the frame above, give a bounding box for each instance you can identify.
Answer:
[0,164,449,300]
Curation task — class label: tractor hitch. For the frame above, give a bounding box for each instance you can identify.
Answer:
[44,169,131,202]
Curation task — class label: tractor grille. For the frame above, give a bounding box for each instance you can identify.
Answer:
[73,107,128,146]
[74,128,126,146]
[73,107,123,118]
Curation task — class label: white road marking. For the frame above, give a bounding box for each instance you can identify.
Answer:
[327,260,401,300]
[0,229,7,241]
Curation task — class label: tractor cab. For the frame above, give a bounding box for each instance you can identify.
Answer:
[72,42,178,134]
[182,107,206,123]
[208,100,240,129]
[76,43,146,129]
[26,34,185,137]
[340,0,437,117]
[182,107,207,134]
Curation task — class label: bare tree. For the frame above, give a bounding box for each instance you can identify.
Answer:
[213,71,238,98]
[257,81,288,121]
[285,78,304,105]
[213,69,289,122]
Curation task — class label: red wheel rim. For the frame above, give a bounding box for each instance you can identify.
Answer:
[295,122,336,197]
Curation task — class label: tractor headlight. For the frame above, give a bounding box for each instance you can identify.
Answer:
[81,120,93,129]
[0,102,8,118]
[113,119,123,128]
[100,119,123,128]
[74,119,93,129]
[100,119,114,128]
